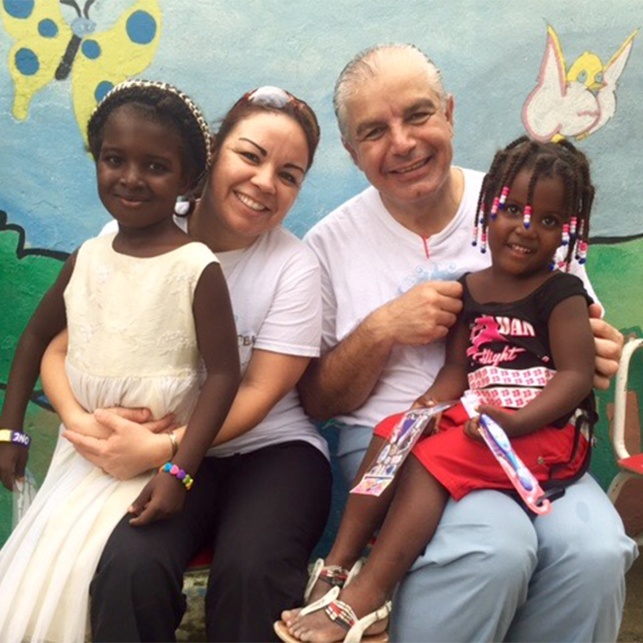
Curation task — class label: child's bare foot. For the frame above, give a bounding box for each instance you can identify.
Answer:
[279,580,390,643]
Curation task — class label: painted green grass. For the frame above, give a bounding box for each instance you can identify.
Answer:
[586,238,643,489]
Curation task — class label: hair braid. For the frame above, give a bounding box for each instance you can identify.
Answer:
[474,136,595,269]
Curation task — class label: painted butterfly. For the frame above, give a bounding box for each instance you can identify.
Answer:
[2,0,162,142]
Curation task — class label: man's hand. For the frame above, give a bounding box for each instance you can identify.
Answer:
[588,304,624,390]
[372,280,463,347]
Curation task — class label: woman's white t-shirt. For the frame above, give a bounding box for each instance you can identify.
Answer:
[101,218,328,459]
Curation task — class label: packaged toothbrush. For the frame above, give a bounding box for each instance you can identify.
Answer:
[351,402,456,497]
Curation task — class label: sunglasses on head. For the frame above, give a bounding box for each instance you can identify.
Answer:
[237,85,320,145]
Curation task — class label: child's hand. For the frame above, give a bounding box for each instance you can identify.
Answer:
[0,443,29,491]
[412,394,435,410]
[127,472,186,526]
[476,405,518,435]
[411,396,442,436]
[464,416,484,441]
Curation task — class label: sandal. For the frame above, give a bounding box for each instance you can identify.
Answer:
[274,586,391,643]
[304,558,364,602]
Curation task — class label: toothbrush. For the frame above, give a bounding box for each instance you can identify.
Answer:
[477,413,551,515]
[479,414,535,491]
[460,393,551,514]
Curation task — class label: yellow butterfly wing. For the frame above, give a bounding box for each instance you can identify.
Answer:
[2,1,72,119]
[71,0,163,144]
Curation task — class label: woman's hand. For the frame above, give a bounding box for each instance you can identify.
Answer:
[65,406,171,440]
[63,409,175,479]
[588,304,624,390]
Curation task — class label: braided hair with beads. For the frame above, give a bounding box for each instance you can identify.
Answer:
[472,136,595,270]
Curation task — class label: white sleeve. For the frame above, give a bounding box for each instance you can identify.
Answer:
[305,227,339,354]
[253,246,322,357]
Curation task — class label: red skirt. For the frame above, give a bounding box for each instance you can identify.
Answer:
[373,402,588,500]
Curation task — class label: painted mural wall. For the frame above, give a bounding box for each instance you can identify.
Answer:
[1,0,642,544]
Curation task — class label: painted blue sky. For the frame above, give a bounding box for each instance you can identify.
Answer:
[1,0,641,252]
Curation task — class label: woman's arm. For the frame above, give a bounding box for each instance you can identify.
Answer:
[42,330,110,439]
[480,296,595,437]
[65,348,312,480]
[212,349,311,445]
[42,331,175,440]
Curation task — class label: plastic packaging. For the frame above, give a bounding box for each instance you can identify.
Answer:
[351,402,457,496]
[12,469,38,529]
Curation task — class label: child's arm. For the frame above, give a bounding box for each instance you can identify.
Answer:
[0,255,75,490]
[479,295,595,437]
[129,262,240,525]
[413,315,469,408]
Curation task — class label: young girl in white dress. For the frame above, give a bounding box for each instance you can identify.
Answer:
[0,79,240,642]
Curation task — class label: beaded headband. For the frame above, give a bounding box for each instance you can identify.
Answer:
[91,79,212,177]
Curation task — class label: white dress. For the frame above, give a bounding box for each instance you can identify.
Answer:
[0,233,218,643]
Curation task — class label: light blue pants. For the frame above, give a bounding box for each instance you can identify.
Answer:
[338,425,638,643]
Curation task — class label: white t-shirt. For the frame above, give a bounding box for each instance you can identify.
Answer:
[305,167,599,430]
[101,218,329,459]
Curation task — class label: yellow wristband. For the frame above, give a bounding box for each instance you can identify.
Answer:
[0,429,31,447]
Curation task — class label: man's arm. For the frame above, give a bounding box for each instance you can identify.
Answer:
[588,303,624,389]
[298,280,463,421]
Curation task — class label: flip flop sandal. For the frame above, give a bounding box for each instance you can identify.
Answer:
[274,586,391,643]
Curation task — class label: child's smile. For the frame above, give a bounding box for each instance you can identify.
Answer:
[489,168,567,278]
[96,105,187,231]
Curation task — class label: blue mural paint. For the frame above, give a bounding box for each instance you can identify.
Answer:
[126,11,156,45]
[14,47,39,76]
[94,80,114,103]
[71,16,95,37]
[81,39,101,60]
[37,19,58,38]
[3,0,34,20]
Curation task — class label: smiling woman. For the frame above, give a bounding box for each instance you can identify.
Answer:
[40,86,332,642]
[204,110,309,250]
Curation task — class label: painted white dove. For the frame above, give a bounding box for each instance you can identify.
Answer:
[522,25,637,142]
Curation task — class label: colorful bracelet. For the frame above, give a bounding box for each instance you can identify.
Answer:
[159,461,194,490]
[0,429,31,448]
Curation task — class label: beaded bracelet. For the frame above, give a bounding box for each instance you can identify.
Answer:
[0,429,31,448]
[159,462,194,490]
